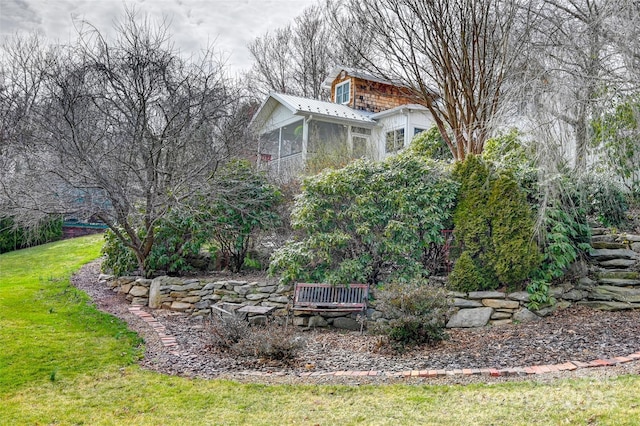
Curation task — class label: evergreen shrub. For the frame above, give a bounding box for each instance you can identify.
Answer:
[448,156,540,292]
[0,216,63,254]
[268,150,459,285]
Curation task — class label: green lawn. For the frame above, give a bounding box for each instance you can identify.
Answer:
[1,236,639,425]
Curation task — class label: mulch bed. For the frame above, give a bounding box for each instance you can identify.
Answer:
[73,260,640,384]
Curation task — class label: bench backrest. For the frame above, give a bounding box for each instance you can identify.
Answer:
[294,283,369,308]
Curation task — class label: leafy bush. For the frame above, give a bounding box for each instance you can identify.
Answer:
[592,96,640,194]
[0,216,63,254]
[449,156,540,292]
[101,229,139,276]
[269,151,459,285]
[208,160,282,273]
[409,126,453,161]
[526,171,592,309]
[577,173,628,227]
[101,212,209,277]
[373,280,452,350]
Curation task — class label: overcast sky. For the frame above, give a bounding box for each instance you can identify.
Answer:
[0,0,318,75]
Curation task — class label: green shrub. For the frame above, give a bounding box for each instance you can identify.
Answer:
[0,216,63,254]
[269,153,459,285]
[208,160,282,273]
[447,251,493,292]
[101,229,138,276]
[577,173,628,227]
[101,212,208,277]
[527,174,592,309]
[449,156,540,292]
[373,280,452,350]
[408,126,453,161]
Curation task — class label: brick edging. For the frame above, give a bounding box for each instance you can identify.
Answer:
[128,306,640,379]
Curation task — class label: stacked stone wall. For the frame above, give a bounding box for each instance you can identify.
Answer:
[102,230,640,329]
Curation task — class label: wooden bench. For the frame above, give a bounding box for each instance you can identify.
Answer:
[291,283,369,332]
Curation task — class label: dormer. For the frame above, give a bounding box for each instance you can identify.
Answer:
[322,66,420,113]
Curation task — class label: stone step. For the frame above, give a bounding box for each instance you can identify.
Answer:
[589,248,639,261]
[588,285,640,303]
[596,259,637,269]
[621,234,640,243]
[595,271,640,280]
[597,278,640,287]
[591,234,617,243]
[590,227,610,236]
[590,241,628,250]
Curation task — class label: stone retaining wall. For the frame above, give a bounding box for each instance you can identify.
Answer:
[101,229,640,330]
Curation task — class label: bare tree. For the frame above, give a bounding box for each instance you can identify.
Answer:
[247,2,371,99]
[1,10,238,275]
[521,0,630,169]
[334,0,531,161]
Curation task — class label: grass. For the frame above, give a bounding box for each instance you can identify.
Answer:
[1,236,639,425]
[0,234,142,393]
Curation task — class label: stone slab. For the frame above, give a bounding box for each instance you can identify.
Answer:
[453,298,483,308]
[578,301,640,311]
[589,285,640,303]
[332,317,361,331]
[598,278,640,287]
[598,259,637,268]
[513,308,540,323]
[590,248,638,261]
[507,291,530,302]
[468,291,505,300]
[129,285,149,297]
[482,299,519,309]
[446,307,493,328]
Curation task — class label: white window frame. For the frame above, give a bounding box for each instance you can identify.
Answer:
[335,80,350,104]
[385,128,405,153]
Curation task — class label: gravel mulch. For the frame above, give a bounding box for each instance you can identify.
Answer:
[73,260,640,385]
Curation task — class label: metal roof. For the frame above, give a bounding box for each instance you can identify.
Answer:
[271,92,376,124]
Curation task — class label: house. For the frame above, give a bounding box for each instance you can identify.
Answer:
[251,67,435,179]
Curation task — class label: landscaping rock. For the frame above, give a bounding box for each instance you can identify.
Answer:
[591,241,627,249]
[632,242,640,252]
[308,315,329,328]
[597,259,637,268]
[482,299,519,309]
[490,319,512,326]
[118,283,133,294]
[589,285,640,303]
[446,307,493,328]
[170,301,193,311]
[453,298,483,308]
[468,291,505,300]
[589,248,639,260]
[131,297,148,306]
[268,295,290,304]
[129,285,148,297]
[622,234,640,242]
[507,291,530,302]
[577,301,639,311]
[560,289,586,301]
[598,278,640,287]
[332,317,361,331]
[490,311,511,320]
[513,308,540,323]
[245,293,269,301]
